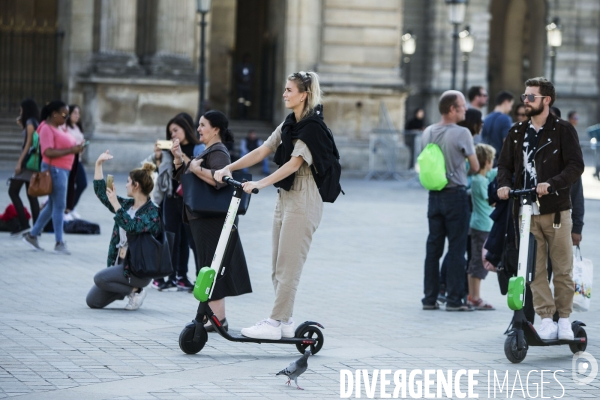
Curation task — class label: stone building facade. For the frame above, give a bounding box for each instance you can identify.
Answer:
[1,0,598,170]
[403,0,600,139]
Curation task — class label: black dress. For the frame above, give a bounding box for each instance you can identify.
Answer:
[177,142,252,300]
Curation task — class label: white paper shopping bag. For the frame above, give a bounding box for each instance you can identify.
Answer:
[573,246,593,312]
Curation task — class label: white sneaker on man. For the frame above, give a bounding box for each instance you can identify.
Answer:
[281,319,295,338]
[240,319,282,340]
[537,318,558,340]
[557,318,574,340]
[125,288,147,311]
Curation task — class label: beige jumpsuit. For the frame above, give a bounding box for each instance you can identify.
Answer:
[264,124,324,321]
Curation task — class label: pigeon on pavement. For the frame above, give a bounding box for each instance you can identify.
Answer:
[276,349,311,390]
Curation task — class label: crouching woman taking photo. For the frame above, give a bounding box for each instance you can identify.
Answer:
[86,151,161,310]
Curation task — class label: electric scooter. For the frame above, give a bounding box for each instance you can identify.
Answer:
[178,176,325,356]
[504,187,587,363]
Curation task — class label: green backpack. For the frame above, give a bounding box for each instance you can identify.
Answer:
[417,142,448,191]
[24,130,41,172]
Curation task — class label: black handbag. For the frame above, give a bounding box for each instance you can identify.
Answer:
[126,228,174,279]
[181,170,252,217]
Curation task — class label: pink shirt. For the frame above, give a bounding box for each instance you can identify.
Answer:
[39,121,76,170]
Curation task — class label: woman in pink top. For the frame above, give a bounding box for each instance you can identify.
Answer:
[23,101,84,255]
[65,104,88,216]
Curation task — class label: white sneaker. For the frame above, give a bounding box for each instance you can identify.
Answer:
[537,318,558,340]
[125,288,147,311]
[70,210,81,219]
[241,319,282,340]
[281,319,295,338]
[557,318,574,340]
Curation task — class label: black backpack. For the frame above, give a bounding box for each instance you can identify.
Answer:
[313,128,344,203]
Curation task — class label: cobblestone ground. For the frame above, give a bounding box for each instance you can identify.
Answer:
[1,170,599,399]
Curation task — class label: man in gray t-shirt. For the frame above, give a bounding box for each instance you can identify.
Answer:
[422,123,475,188]
[421,91,479,312]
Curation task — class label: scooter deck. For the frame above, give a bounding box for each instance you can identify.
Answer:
[213,329,316,345]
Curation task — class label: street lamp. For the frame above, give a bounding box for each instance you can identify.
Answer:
[459,26,474,94]
[196,0,213,123]
[546,17,562,83]
[445,0,467,89]
[401,31,416,84]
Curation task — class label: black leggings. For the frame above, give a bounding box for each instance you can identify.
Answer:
[8,178,39,228]
[163,195,198,281]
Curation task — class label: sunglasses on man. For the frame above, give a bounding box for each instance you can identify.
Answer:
[520,94,548,102]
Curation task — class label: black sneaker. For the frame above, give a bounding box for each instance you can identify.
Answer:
[158,280,177,292]
[151,279,164,290]
[176,277,194,291]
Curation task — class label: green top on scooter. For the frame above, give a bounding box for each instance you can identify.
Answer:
[193,267,216,302]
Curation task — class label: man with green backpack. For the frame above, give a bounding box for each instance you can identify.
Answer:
[419,90,479,311]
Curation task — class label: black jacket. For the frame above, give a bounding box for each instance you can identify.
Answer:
[497,113,584,215]
[571,177,584,234]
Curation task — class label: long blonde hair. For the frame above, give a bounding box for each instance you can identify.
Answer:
[287,71,323,120]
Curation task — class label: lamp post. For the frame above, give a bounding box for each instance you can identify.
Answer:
[459,26,474,94]
[546,17,562,83]
[401,31,416,84]
[196,0,213,123]
[445,0,467,90]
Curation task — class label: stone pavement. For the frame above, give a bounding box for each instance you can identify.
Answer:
[1,170,599,399]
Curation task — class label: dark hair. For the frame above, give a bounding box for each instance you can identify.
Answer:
[550,106,561,118]
[467,86,484,102]
[515,104,526,112]
[19,98,40,129]
[567,110,577,119]
[129,162,156,197]
[40,100,67,121]
[66,104,84,133]
[458,108,483,136]
[166,112,199,144]
[525,77,556,106]
[495,91,514,106]
[438,92,460,115]
[202,110,234,143]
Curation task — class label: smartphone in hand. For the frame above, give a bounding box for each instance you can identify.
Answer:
[156,140,173,150]
[106,174,114,189]
[82,140,90,148]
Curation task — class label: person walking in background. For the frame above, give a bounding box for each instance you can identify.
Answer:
[174,110,252,331]
[404,108,426,170]
[467,86,488,111]
[467,143,497,310]
[214,71,335,339]
[567,110,579,128]
[8,99,40,237]
[481,91,514,166]
[240,130,270,175]
[514,104,528,123]
[65,104,88,219]
[421,90,479,312]
[22,101,84,254]
[146,112,204,292]
[86,151,160,311]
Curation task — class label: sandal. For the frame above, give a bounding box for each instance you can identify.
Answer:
[468,296,495,310]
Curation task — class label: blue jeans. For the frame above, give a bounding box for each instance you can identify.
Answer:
[422,188,469,307]
[30,163,70,243]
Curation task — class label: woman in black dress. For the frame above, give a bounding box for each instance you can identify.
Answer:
[172,110,251,331]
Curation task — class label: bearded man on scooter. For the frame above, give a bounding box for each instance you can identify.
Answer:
[497,77,584,341]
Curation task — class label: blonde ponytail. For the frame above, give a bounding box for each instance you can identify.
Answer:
[287,71,323,120]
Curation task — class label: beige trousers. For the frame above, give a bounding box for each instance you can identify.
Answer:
[270,174,323,321]
[529,210,574,319]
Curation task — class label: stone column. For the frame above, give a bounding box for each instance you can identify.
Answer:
[144,0,196,77]
[93,0,142,75]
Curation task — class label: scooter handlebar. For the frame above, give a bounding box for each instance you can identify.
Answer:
[509,186,553,197]
[223,176,259,194]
